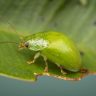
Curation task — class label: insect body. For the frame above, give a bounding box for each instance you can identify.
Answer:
[19,31,82,73]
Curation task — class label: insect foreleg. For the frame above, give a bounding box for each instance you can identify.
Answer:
[27,52,40,64]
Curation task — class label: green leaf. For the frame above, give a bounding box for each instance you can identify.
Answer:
[0,0,96,81]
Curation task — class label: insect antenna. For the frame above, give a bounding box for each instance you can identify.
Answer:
[0,16,25,46]
[6,21,24,40]
[0,16,24,40]
[0,41,18,44]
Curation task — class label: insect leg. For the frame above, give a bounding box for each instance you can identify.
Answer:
[57,64,66,74]
[27,52,40,64]
[42,55,48,72]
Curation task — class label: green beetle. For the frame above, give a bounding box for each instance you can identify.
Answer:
[19,31,82,74]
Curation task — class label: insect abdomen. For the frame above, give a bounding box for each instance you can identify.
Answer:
[41,32,81,72]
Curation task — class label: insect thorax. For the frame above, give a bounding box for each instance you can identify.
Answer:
[27,38,49,51]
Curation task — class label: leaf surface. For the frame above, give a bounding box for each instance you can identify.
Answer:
[0,0,96,81]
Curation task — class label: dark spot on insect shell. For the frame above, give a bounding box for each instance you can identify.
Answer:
[93,20,96,26]
[80,51,84,56]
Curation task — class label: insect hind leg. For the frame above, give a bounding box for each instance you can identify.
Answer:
[56,64,66,74]
[42,55,48,72]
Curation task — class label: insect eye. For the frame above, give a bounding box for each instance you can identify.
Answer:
[24,42,29,48]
